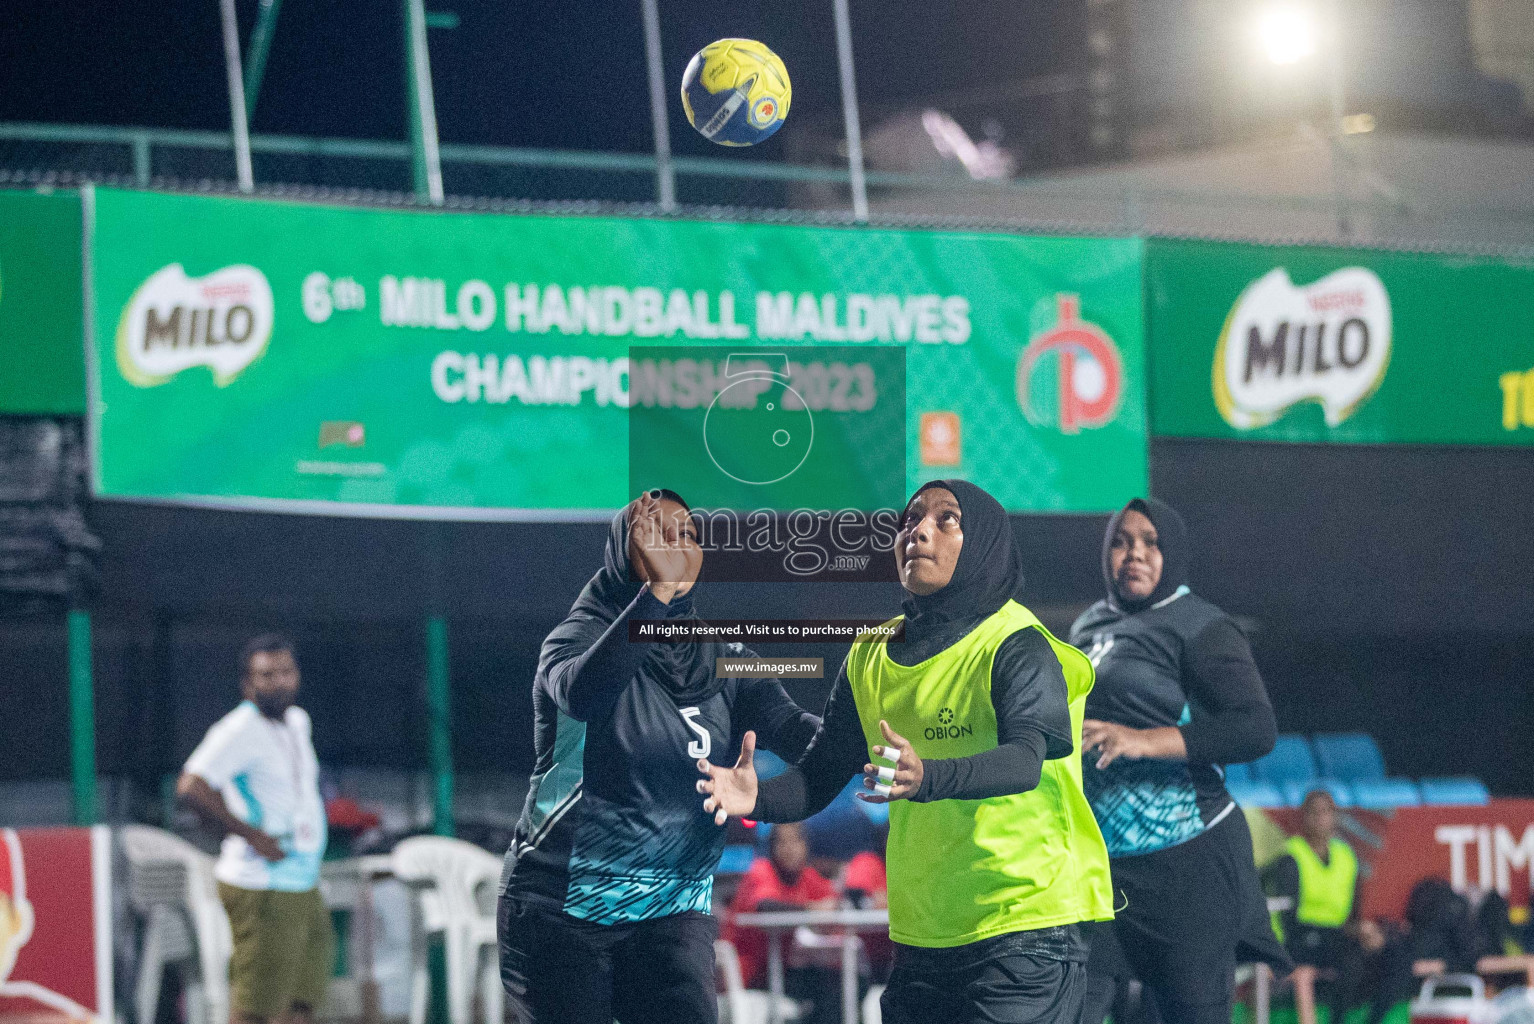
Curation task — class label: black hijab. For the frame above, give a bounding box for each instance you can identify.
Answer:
[900,479,1026,629]
[545,492,725,706]
[1100,496,1189,612]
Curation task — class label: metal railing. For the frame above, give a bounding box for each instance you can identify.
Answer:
[3,120,1534,254]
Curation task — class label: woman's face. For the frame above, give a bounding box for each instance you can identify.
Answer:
[1108,508,1163,602]
[895,487,964,596]
[628,496,702,596]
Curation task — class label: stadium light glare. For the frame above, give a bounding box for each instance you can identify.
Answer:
[1257,6,1319,66]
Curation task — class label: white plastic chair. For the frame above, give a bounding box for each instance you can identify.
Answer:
[861,983,884,1024]
[391,836,503,1024]
[119,825,232,1024]
[713,938,805,1024]
[1410,974,1493,1023]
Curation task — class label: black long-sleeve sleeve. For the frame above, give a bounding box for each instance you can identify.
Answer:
[913,728,1050,802]
[1263,854,1301,938]
[540,587,670,723]
[1178,617,1277,765]
[734,674,821,763]
[753,660,865,823]
[914,628,1072,802]
[754,627,1076,818]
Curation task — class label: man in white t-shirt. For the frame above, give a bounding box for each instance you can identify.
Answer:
[178,634,332,1024]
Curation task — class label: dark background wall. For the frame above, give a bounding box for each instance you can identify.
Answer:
[2,436,1530,799]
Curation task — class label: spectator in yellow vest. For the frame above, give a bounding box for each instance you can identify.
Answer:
[1265,789,1381,1024]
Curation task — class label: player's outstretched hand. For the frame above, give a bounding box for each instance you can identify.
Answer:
[859,720,923,803]
[697,730,758,826]
[630,491,700,601]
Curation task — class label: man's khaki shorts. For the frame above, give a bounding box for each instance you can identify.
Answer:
[218,882,334,1019]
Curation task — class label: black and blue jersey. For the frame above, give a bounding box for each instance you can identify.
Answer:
[504,556,817,924]
[1070,587,1276,858]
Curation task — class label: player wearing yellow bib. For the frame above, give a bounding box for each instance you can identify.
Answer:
[698,481,1114,1024]
[1264,789,1368,1024]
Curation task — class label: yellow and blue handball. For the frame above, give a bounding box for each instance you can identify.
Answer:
[681,39,791,146]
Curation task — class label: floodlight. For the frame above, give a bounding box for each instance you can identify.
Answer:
[1257,6,1319,65]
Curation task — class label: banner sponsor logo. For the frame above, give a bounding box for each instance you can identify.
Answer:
[1499,368,1534,431]
[919,412,961,466]
[1016,294,1124,434]
[89,189,1146,512]
[116,264,274,387]
[318,421,366,448]
[1213,267,1391,429]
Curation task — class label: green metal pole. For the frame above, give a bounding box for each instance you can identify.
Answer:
[67,609,97,825]
[243,0,284,120]
[425,615,454,836]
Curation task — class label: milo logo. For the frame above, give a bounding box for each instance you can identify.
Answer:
[116,264,274,388]
[1213,267,1392,429]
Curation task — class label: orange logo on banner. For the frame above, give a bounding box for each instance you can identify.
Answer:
[919,412,961,466]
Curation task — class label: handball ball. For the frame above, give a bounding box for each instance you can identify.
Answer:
[680,39,791,146]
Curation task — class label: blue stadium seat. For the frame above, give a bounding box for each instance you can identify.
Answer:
[753,749,790,780]
[717,844,755,874]
[1284,779,1355,808]
[1312,733,1387,783]
[803,776,883,859]
[1227,779,1286,808]
[1251,734,1318,787]
[1351,778,1422,809]
[1418,777,1491,806]
[1224,762,1253,784]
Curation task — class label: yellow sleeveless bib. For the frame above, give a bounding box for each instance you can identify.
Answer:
[846,600,1115,947]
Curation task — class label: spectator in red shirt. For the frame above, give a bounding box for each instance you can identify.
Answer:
[726,823,840,1022]
[842,850,887,909]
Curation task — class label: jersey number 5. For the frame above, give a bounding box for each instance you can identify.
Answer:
[679,706,711,760]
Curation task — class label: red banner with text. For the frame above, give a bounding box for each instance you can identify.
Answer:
[1263,800,1534,921]
[0,828,112,1024]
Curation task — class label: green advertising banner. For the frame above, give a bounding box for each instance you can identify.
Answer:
[0,189,85,415]
[87,187,1146,516]
[1148,238,1534,446]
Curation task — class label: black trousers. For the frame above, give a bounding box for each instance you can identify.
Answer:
[1081,810,1291,1024]
[881,927,1087,1024]
[497,892,718,1024]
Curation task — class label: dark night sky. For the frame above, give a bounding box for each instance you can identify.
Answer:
[0,1,1080,159]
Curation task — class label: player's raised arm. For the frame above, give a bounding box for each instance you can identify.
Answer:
[502,488,819,1024]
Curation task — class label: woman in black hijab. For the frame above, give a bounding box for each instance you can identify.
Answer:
[498,490,819,1024]
[1071,497,1288,1024]
[699,480,1115,1024]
